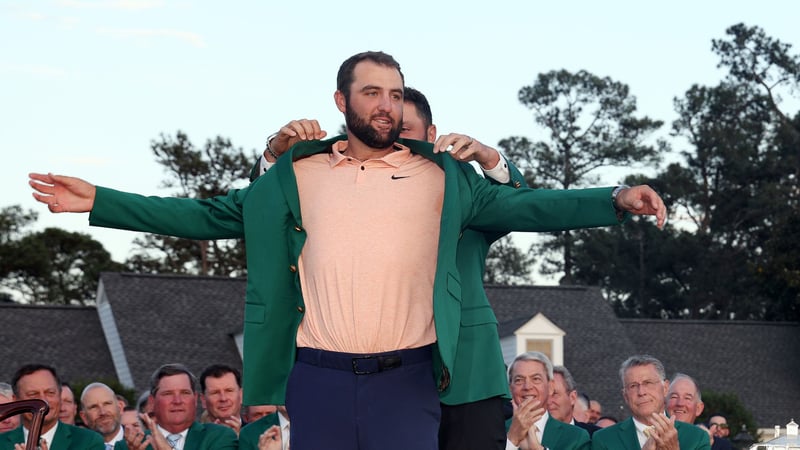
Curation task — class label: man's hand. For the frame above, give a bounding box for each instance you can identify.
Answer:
[647,412,679,450]
[433,133,501,170]
[615,185,668,229]
[257,425,283,450]
[124,414,153,450]
[265,119,327,161]
[214,415,242,435]
[507,397,545,449]
[133,412,174,450]
[29,173,96,213]
[14,438,48,450]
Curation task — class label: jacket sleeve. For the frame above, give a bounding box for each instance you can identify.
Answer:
[472,155,528,244]
[459,164,628,233]
[88,185,248,240]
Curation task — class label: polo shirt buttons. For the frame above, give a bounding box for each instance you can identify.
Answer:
[297,306,305,313]
[514,181,522,188]
[289,265,297,273]
[294,225,302,232]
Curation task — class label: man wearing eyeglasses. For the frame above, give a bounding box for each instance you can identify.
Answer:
[707,414,733,450]
[592,355,710,450]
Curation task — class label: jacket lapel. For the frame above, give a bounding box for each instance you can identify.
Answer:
[618,418,640,449]
[51,421,70,448]
[184,421,202,449]
[3,427,24,446]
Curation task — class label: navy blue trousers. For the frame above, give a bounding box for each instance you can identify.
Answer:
[286,346,440,450]
[439,396,507,450]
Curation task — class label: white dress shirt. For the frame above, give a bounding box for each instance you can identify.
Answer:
[23,422,58,449]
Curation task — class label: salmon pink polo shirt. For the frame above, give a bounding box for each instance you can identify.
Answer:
[293,141,444,354]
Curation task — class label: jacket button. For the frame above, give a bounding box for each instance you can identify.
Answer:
[297,306,305,313]
[289,265,297,272]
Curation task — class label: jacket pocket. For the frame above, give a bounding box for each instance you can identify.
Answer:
[460,305,498,326]
[244,302,265,324]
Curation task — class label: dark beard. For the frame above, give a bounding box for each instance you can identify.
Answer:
[345,100,402,149]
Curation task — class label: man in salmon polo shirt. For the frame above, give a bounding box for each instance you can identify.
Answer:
[29,50,667,450]
[255,85,526,450]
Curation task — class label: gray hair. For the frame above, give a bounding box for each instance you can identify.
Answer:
[79,382,116,409]
[668,373,703,403]
[619,355,666,387]
[553,366,577,392]
[508,351,554,383]
[0,382,13,399]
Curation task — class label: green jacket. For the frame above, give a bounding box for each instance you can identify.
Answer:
[238,413,281,450]
[432,156,527,405]
[541,416,591,450]
[115,422,237,450]
[591,417,711,450]
[0,423,105,450]
[248,141,527,406]
[89,136,626,406]
[505,415,591,450]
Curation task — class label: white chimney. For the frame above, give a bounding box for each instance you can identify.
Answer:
[787,418,798,437]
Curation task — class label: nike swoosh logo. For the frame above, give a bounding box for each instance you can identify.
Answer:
[391,175,410,180]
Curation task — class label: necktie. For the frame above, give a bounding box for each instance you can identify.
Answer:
[167,434,182,449]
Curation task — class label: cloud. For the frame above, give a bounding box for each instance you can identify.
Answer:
[97,27,206,48]
[56,0,164,10]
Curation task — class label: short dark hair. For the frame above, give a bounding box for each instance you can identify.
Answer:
[199,364,242,393]
[403,87,433,129]
[337,51,404,100]
[148,363,198,396]
[11,364,61,396]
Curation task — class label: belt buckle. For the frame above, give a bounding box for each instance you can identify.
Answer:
[352,355,377,375]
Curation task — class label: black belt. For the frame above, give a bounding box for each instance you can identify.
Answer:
[296,345,432,375]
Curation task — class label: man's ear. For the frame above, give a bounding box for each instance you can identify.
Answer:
[696,401,705,418]
[426,124,437,143]
[335,90,346,113]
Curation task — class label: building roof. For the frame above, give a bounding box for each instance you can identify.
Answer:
[97,272,245,392]
[621,319,800,427]
[1,274,796,428]
[0,303,116,385]
[487,284,639,419]
[485,284,799,427]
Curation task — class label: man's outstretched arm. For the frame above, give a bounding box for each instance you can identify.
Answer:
[29,172,247,240]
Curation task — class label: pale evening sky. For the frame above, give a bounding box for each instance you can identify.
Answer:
[2,0,797,278]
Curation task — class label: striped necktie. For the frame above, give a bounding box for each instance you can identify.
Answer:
[166,434,182,449]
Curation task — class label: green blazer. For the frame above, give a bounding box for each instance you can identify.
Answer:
[89,136,626,406]
[505,415,590,450]
[238,413,281,450]
[0,423,105,450]
[436,158,527,405]
[249,146,527,406]
[542,416,591,450]
[591,417,711,450]
[115,421,237,450]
